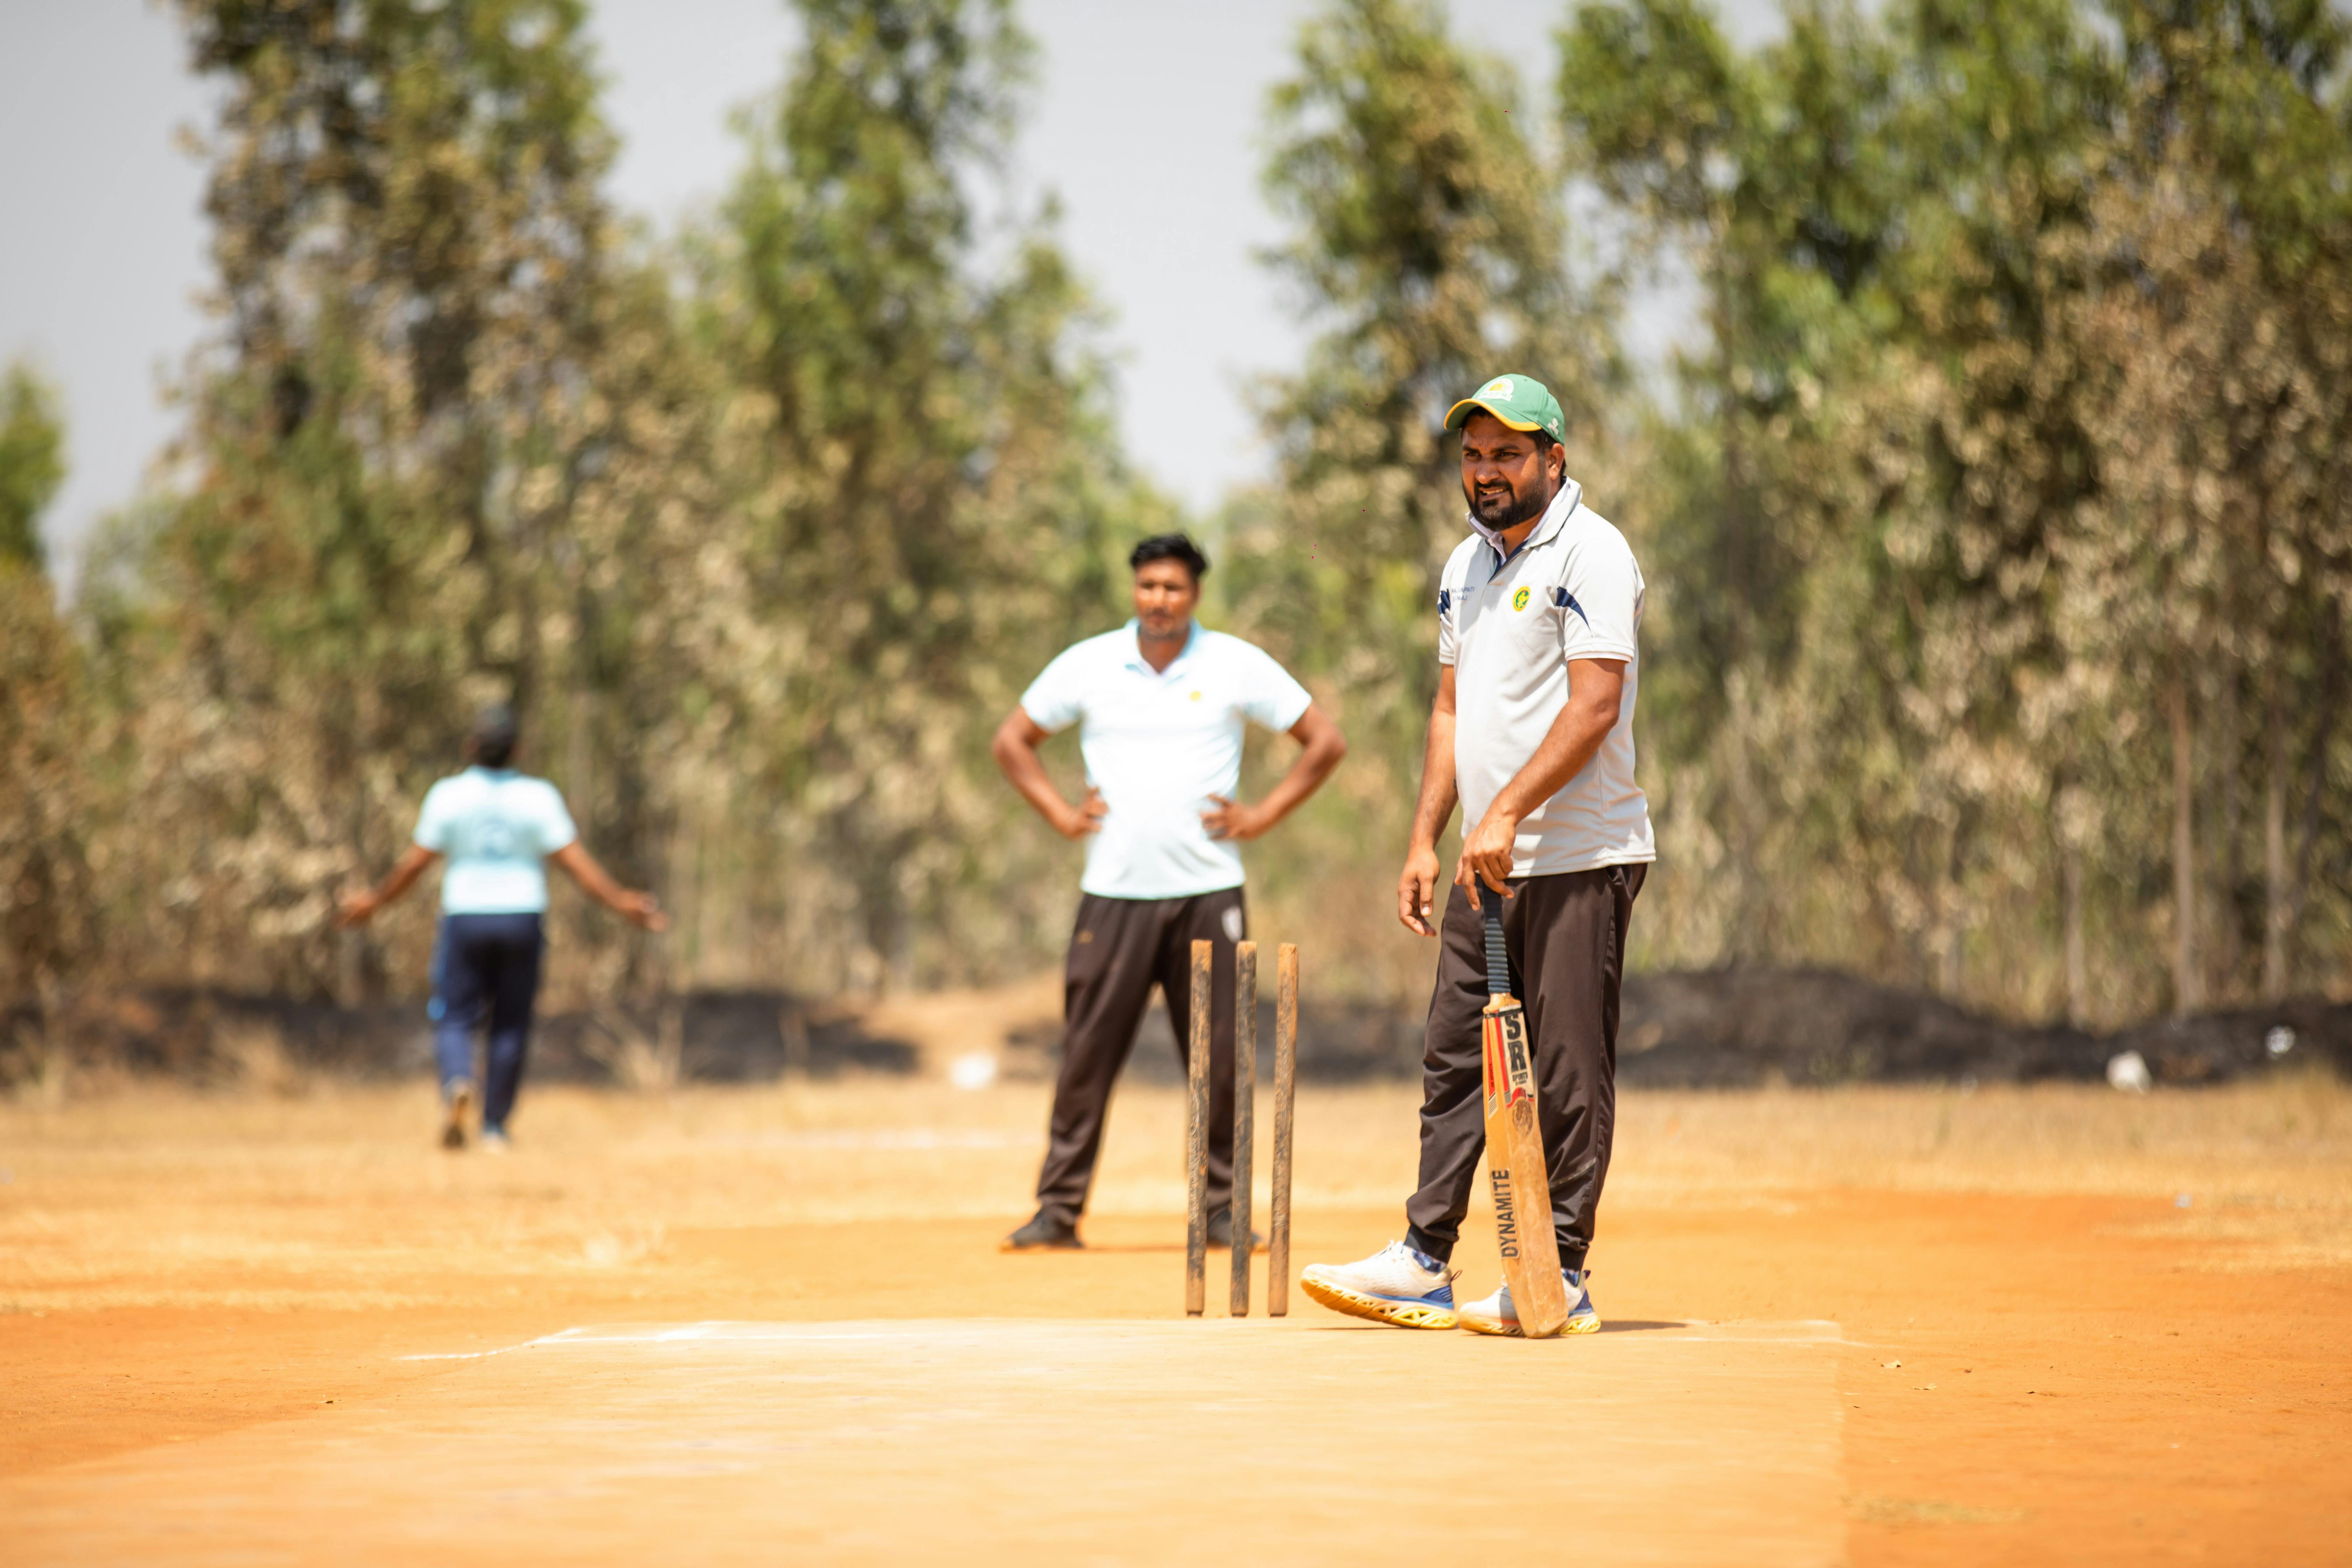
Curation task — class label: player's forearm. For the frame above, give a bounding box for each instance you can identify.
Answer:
[1246,708,1346,832]
[1250,740,1343,831]
[1486,698,1615,825]
[993,733,1074,827]
[552,842,628,910]
[371,845,436,906]
[1406,703,1460,853]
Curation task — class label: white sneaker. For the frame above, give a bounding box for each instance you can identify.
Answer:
[477,1128,511,1154]
[1299,1241,1458,1330]
[1458,1268,1601,1337]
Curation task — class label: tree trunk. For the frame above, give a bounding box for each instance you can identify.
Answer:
[2284,620,2343,978]
[1936,816,1966,1001]
[2217,666,2242,996]
[2062,833,2088,1028]
[2263,678,2290,1000]
[2170,682,2202,1015]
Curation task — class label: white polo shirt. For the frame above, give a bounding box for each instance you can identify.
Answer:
[1020,621,1314,900]
[1438,477,1656,878]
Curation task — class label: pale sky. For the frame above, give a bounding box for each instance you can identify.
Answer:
[0,0,1780,583]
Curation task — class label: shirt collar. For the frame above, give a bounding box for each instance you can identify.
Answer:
[1468,476,1583,563]
[1124,617,1199,674]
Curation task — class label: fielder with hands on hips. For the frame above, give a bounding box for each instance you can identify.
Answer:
[994,534,1345,1252]
[1303,371,1655,1335]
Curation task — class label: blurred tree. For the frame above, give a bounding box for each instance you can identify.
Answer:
[1559,0,2352,1021]
[1561,0,1914,968]
[0,365,65,569]
[2076,0,2352,1006]
[41,0,2350,1033]
[694,0,1160,990]
[1238,0,1616,758]
[0,364,97,1016]
[118,0,707,1000]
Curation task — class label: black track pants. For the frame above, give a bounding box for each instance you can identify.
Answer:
[1404,864,1644,1269]
[1032,889,1246,1227]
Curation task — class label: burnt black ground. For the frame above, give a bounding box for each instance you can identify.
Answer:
[13,971,2344,1091]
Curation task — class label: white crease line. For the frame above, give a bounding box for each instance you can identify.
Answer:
[403,1329,901,1360]
[655,1322,723,1342]
[403,1325,601,1360]
[534,1332,902,1346]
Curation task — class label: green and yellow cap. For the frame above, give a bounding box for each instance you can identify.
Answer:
[1443,372,1565,441]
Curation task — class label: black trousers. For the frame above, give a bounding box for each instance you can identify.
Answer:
[1032,888,1246,1228]
[1404,864,1644,1270]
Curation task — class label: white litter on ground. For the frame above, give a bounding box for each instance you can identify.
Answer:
[2107,1050,2152,1093]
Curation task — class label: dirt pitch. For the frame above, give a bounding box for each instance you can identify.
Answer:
[2,1073,2347,1564]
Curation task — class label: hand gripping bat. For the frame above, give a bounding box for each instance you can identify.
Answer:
[1480,884,1569,1337]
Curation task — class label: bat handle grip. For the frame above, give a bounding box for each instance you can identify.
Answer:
[1480,882,1511,998]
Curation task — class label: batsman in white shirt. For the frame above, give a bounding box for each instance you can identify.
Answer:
[993,535,1346,1251]
[1302,372,1656,1336]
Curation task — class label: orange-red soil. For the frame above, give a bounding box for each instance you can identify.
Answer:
[1,1079,2344,1563]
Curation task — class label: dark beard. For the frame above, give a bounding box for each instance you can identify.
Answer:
[1468,481,1546,530]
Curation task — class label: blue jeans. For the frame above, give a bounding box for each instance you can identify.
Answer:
[429,912,545,1132]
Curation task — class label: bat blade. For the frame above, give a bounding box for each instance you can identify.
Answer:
[1482,994,1569,1338]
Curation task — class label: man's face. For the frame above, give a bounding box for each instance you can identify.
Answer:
[1459,411,1562,530]
[1132,558,1199,639]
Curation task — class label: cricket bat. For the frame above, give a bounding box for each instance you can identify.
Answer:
[1480,885,1569,1337]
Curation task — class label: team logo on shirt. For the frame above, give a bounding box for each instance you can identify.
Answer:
[1190,691,1202,701]
[1512,586,1531,611]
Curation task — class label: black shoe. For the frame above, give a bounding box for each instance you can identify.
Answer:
[1000,1212,1083,1252]
[1205,1211,1264,1250]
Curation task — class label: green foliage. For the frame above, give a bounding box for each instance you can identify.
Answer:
[22,0,2352,1034]
[1560,0,2352,1018]
[0,364,65,569]
[0,370,95,1009]
[78,0,1164,1002]
[106,0,691,1000]
[1238,0,1614,724]
[688,0,1166,988]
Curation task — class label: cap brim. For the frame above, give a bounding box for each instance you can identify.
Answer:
[1444,397,1544,433]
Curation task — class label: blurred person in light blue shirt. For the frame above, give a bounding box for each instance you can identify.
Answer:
[338,704,666,1151]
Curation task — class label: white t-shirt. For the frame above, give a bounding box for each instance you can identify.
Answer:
[1021,622,1314,900]
[412,767,579,914]
[1438,478,1656,878]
